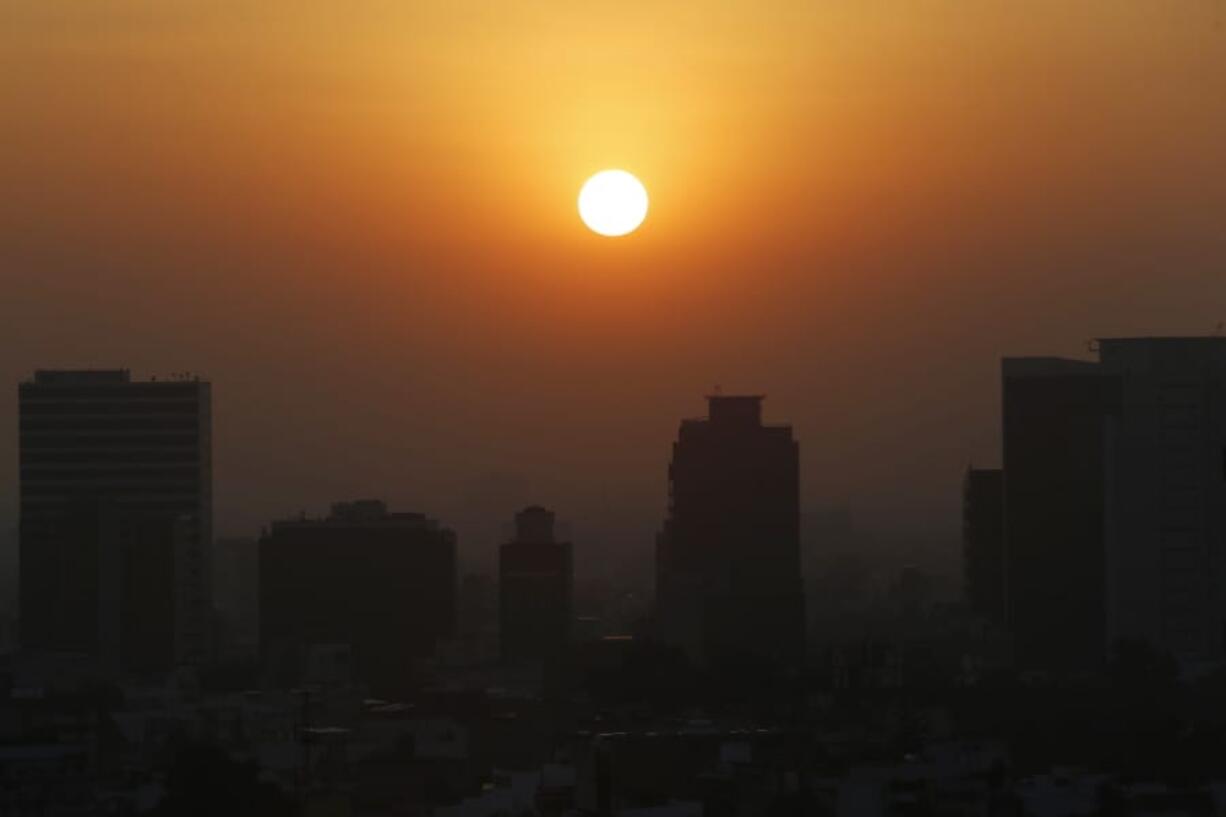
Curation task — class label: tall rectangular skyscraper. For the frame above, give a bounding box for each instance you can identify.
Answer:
[1097,338,1226,666]
[19,369,212,670]
[1002,357,1120,671]
[656,395,804,665]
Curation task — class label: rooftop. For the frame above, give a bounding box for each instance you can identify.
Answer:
[1006,337,1226,377]
[27,369,207,385]
[706,394,765,427]
[1096,335,1226,345]
[270,500,446,532]
[32,369,130,385]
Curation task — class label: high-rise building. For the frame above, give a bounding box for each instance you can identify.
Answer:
[18,369,212,671]
[499,505,573,663]
[1098,338,1226,666]
[259,500,456,695]
[962,468,1005,627]
[655,395,804,665]
[1003,357,1120,671]
[1002,338,1226,670]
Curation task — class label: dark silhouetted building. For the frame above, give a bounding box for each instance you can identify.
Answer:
[1097,338,1226,667]
[18,369,212,671]
[259,500,456,695]
[962,467,1004,627]
[1003,337,1226,672]
[656,395,804,665]
[213,536,259,657]
[1003,357,1118,671]
[499,505,573,662]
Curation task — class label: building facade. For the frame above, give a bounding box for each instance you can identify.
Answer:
[499,505,573,663]
[1002,338,1226,671]
[656,395,804,665]
[1097,338,1226,666]
[1002,356,1120,671]
[18,369,212,671]
[259,500,457,695]
[212,536,260,658]
[962,468,1005,627]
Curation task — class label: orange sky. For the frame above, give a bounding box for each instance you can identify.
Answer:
[2,2,1225,573]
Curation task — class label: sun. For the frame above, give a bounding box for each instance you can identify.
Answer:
[578,170,649,237]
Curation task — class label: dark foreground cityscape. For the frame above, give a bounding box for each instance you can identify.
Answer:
[5,336,1226,815]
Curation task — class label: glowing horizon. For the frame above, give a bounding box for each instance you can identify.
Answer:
[1,2,1224,551]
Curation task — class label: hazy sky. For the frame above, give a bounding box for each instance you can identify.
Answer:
[2,2,1224,573]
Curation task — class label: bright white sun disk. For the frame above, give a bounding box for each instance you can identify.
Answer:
[578,170,648,236]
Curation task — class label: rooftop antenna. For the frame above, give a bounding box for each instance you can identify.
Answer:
[1214,322,1224,336]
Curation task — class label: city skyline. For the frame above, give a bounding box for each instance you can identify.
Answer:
[5,4,1226,813]
[4,3,1224,571]
[0,370,969,575]
[3,339,1224,575]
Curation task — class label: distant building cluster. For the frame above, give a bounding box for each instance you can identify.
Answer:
[12,340,1226,814]
[5,371,819,813]
[966,337,1226,672]
[10,373,807,688]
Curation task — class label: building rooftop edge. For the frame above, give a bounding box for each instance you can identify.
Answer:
[1001,357,1101,376]
[25,369,210,385]
[268,512,449,529]
[1096,335,1226,343]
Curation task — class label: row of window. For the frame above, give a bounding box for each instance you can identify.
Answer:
[20,435,201,448]
[20,450,202,464]
[21,418,199,432]
[20,467,202,481]
[20,401,202,416]
[22,483,202,496]
[20,384,204,399]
